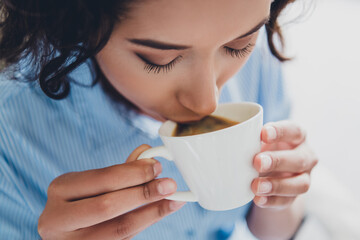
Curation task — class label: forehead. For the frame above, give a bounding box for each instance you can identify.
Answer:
[117,0,271,46]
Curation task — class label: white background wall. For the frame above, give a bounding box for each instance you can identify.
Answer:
[282,0,360,200]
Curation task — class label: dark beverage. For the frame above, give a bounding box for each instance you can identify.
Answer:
[173,115,239,137]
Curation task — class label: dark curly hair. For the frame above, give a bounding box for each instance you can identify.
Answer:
[0,0,294,100]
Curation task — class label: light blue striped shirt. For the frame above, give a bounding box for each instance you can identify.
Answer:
[0,33,290,240]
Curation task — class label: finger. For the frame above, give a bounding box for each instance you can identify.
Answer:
[58,178,177,231]
[260,141,295,152]
[253,196,296,209]
[261,121,306,146]
[253,145,318,173]
[115,200,186,239]
[126,144,152,163]
[71,200,186,240]
[251,173,311,197]
[48,158,162,201]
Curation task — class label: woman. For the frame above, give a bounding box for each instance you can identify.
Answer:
[0,0,318,239]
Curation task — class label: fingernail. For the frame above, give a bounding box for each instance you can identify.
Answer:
[258,181,272,194]
[257,197,267,205]
[158,180,176,195]
[260,154,272,172]
[153,162,162,176]
[266,126,277,141]
[169,201,186,211]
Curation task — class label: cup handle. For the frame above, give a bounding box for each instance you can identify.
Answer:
[137,146,198,202]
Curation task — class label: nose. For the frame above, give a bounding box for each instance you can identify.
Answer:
[177,64,219,116]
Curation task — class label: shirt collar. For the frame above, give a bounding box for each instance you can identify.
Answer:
[128,111,163,139]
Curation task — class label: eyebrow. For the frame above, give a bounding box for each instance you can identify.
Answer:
[234,15,270,40]
[127,15,270,51]
[128,38,190,50]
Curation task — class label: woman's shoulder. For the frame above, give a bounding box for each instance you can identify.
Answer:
[0,70,60,131]
[0,74,32,106]
[0,75,42,134]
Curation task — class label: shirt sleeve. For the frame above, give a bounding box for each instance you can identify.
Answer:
[0,156,40,240]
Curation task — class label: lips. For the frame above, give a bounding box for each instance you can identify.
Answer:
[166,114,207,123]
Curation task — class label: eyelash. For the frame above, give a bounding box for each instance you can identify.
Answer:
[143,56,183,74]
[141,43,255,74]
[224,43,255,58]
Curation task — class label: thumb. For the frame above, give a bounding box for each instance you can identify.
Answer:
[126,144,152,163]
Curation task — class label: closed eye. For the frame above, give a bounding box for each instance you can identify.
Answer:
[224,43,254,58]
[136,53,183,74]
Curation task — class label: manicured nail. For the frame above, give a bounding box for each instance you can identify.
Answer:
[266,126,277,141]
[258,181,272,194]
[153,162,162,176]
[169,201,186,211]
[258,197,267,206]
[260,154,272,172]
[158,180,176,195]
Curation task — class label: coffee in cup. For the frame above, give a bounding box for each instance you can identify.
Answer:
[172,115,240,137]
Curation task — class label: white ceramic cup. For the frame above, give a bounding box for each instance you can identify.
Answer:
[138,102,263,211]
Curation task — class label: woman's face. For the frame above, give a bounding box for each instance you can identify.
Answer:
[96,0,271,122]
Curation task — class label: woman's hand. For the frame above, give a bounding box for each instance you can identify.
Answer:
[251,120,318,209]
[38,145,185,240]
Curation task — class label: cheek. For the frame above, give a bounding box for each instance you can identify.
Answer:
[217,56,250,88]
[96,47,176,110]
[218,35,260,87]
